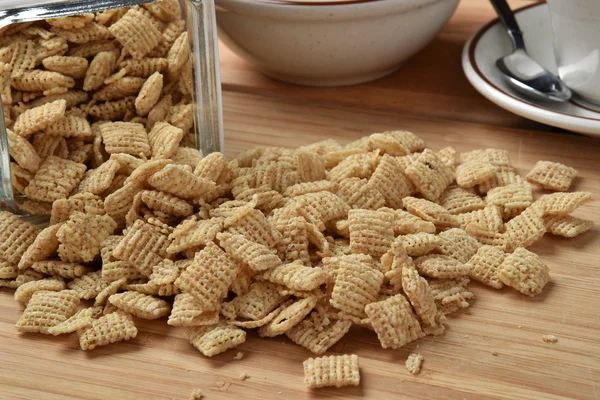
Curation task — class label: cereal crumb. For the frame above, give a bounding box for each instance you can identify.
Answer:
[233,351,244,360]
[518,326,522,329]
[542,334,558,343]
[189,388,203,400]
[277,392,282,395]
[239,372,249,381]
[405,353,424,375]
[491,351,498,356]
[464,335,468,338]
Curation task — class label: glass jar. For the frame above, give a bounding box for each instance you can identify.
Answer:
[0,0,223,212]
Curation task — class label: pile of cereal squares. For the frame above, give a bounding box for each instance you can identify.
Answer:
[0,2,596,391]
[0,127,594,388]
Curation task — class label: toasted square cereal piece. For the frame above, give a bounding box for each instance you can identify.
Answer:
[143,0,182,22]
[78,159,120,195]
[51,192,105,225]
[193,152,227,182]
[68,143,93,164]
[439,187,485,215]
[498,247,550,297]
[405,149,454,201]
[171,146,204,168]
[0,259,18,280]
[348,209,394,257]
[68,39,115,58]
[135,71,163,116]
[14,278,66,304]
[263,260,327,291]
[225,208,282,249]
[42,56,89,79]
[31,260,89,280]
[114,219,172,276]
[30,90,88,109]
[120,57,168,78]
[88,97,136,120]
[9,39,36,79]
[104,181,143,225]
[167,103,194,133]
[380,238,413,288]
[503,205,546,251]
[46,307,96,336]
[403,196,457,228]
[175,242,240,310]
[166,32,190,79]
[526,160,577,191]
[109,8,162,60]
[466,245,505,289]
[393,209,437,235]
[231,281,287,320]
[259,296,318,337]
[486,183,533,219]
[367,154,413,209]
[44,114,93,138]
[141,190,193,217]
[538,191,593,216]
[124,158,172,185]
[402,265,438,327]
[7,129,41,173]
[56,212,117,263]
[544,215,593,238]
[335,177,385,210]
[24,156,86,202]
[286,313,352,354]
[12,70,74,92]
[0,211,40,265]
[331,256,384,319]
[303,354,360,389]
[456,161,496,188]
[478,166,526,194]
[109,291,170,320]
[167,217,223,255]
[147,121,183,159]
[79,310,138,350]
[168,293,219,327]
[365,294,424,349]
[217,232,281,272]
[13,99,66,138]
[147,164,217,200]
[368,130,424,156]
[414,254,469,279]
[273,216,311,265]
[438,228,481,263]
[15,290,79,334]
[99,121,151,157]
[457,205,504,232]
[18,223,62,270]
[397,232,441,256]
[34,37,70,64]
[437,147,457,168]
[186,323,246,357]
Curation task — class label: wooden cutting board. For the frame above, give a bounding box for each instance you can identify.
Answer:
[1,1,599,399]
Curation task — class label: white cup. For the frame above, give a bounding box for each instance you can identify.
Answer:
[547,0,600,104]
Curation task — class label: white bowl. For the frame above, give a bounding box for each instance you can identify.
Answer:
[215,0,460,86]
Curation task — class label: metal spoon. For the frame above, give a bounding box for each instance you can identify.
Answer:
[490,0,572,102]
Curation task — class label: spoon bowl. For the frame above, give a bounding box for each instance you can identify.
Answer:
[496,49,572,102]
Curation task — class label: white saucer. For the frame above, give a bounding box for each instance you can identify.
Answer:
[462,3,600,136]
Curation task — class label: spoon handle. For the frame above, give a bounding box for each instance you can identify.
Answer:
[489,0,526,50]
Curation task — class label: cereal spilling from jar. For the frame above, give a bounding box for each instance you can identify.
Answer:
[1,0,198,216]
[0,122,594,389]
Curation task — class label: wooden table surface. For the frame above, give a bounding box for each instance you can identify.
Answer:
[2,1,600,399]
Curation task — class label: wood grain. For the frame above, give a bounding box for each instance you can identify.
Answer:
[1,0,599,399]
